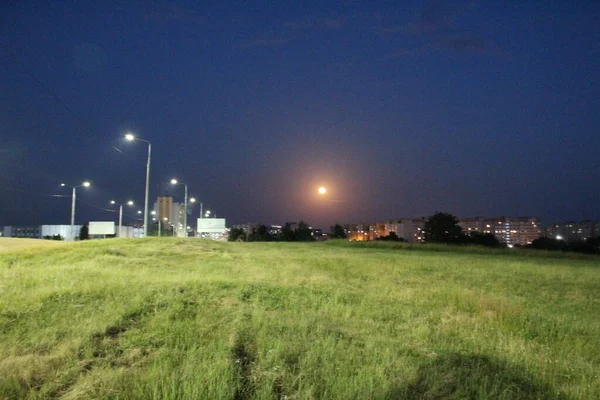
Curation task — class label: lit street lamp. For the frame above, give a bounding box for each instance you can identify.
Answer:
[61,181,91,240]
[171,178,192,237]
[110,200,134,237]
[159,217,168,237]
[125,133,151,237]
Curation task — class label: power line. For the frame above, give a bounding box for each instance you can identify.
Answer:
[76,198,118,213]
[111,145,145,165]
[0,43,101,138]
[1,43,148,167]
[0,185,71,198]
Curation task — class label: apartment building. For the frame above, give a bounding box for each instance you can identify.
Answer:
[545,221,600,242]
[458,217,542,246]
[343,223,370,241]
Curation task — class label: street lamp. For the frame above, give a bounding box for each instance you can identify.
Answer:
[159,217,168,237]
[61,181,91,240]
[125,133,151,237]
[170,178,190,238]
[110,200,134,238]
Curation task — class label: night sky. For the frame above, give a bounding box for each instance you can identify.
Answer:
[1,1,599,230]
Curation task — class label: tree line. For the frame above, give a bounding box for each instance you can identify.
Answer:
[423,212,600,254]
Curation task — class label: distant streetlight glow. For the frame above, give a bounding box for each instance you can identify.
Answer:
[61,181,91,240]
[318,187,327,195]
[171,178,190,237]
[110,199,134,237]
[125,132,151,237]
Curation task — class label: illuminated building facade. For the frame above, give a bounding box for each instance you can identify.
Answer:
[154,197,183,230]
[544,221,600,242]
[458,217,542,246]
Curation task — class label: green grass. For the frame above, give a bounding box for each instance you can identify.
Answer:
[0,238,67,253]
[1,238,599,399]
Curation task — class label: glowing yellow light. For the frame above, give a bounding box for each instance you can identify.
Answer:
[318,187,327,195]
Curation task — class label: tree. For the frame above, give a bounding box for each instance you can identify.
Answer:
[295,220,313,241]
[228,227,245,241]
[280,223,295,242]
[248,225,272,242]
[423,212,464,243]
[467,231,502,247]
[528,237,565,251]
[79,225,89,241]
[376,231,404,241]
[330,224,347,239]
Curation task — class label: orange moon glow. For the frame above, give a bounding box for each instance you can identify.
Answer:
[318,187,327,195]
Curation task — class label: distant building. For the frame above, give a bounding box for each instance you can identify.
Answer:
[343,223,370,241]
[349,216,541,246]
[458,217,542,246]
[383,218,426,242]
[154,197,185,234]
[545,221,600,242]
[3,225,83,241]
[368,223,386,240]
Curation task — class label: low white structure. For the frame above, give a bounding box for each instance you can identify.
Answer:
[41,225,82,241]
[197,218,226,234]
[89,221,115,236]
[118,226,144,239]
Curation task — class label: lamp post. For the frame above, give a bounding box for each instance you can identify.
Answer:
[159,217,168,237]
[170,178,192,238]
[125,133,151,237]
[188,197,196,236]
[61,181,91,240]
[110,200,134,237]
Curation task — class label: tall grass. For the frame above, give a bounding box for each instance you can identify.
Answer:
[1,238,599,399]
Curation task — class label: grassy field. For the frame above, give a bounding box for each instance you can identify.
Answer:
[0,238,599,399]
[0,238,67,253]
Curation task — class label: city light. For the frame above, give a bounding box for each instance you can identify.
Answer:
[124,132,151,237]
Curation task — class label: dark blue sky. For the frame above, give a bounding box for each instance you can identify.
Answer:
[1,1,599,230]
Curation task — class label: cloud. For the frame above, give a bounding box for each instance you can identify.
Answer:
[382,0,493,56]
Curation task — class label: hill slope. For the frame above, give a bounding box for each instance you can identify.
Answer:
[1,239,599,399]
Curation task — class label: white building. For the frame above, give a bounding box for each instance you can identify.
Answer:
[3,225,83,241]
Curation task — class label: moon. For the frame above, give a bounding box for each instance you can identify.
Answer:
[318,187,327,195]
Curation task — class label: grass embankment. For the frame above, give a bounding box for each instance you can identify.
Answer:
[0,238,68,253]
[0,239,599,399]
